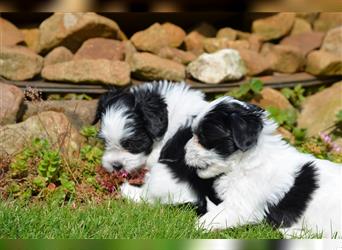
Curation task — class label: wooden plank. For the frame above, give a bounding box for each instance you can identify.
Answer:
[1,74,341,94]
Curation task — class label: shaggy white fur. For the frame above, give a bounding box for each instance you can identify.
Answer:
[184,96,342,239]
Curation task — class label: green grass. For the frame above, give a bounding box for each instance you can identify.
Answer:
[0,200,283,239]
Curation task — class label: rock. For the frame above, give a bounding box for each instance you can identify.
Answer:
[131,22,185,53]
[38,12,126,54]
[193,22,217,37]
[42,59,130,85]
[247,34,263,52]
[236,30,251,40]
[187,49,246,84]
[298,81,342,136]
[21,100,98,129]
[74,37,125,61]
[123,40,137,63]
[0,111,85,158]
[237,49,271,76]
[204,38,250,53]
[184,31,205,56]
[296,13,319,25]
[130,52,185,81]
[290,18,312,35]
[158,47,196,65]
[44,46,73,66]
[0,17,24,46]
[321,26,342,56]
[21,28,40,52]
[305,50,342,75]
[280,32,325,56]
[262,44,305,73]
[0,46,44,81]
[216,27,237,40]
[313,12,342,32]
[250,87,293,110]
[0,82,24,125]
[161,22,186,48]
[252,13,296,41]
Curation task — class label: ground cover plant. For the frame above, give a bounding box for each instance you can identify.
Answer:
[0,80,341,239]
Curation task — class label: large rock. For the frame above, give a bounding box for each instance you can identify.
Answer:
[0,82,24,125]
[0,111,85,158]
[187,49,246,84]
[130,52,185,81]
[203,38,249,53]
[38,12,126,54]
[0,46,43,80]
[305,50,342,76]
[158,47,196,65]
[131,23,185,53]
[123,40,137,64]
[252,13,296,41]
[321,26,342,55]
[21,28,40,52]
[262,44,305,73]
[251,87,293,110]
[216,27,237,40]
[237,49,271,76]
[290,18,312,35]
[74,38,124,61]
[298,81,342,136]
[161,22,186,47]
[42,59,130,85]
[313,12,342,32]
[0,17,24,46]
[21,100,98,129]
[44,46,73,66]
[296,13,319,25]
[184,31,205,56]
[280,32,325,56]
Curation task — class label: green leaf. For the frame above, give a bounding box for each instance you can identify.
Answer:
[250,78,263,94]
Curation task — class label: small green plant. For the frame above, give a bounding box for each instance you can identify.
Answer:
[225,78,263,101]
[281,84,305,108]
[9,148,33,177]
[266,106,307,144]
[80,145,103,166]
[37,150,62,182]
[80,126,99,139]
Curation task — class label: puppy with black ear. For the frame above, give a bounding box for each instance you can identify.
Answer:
[96,81,212,206]
[185,96,341,238]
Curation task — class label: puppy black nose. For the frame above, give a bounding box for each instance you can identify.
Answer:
[112,162,123,170]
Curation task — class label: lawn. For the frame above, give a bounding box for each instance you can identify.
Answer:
[0,200,284,239]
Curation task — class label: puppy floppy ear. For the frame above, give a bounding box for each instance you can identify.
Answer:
[230,111,263,152]
[93,88,122,124]
[135,92,168,139]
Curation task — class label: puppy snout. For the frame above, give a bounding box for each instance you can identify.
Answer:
[112,162,123,170]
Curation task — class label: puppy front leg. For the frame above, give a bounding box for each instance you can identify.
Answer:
[196,203,250,231]
[120,182,146,203]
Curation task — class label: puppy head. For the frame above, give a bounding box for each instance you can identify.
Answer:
[97,87,168,173]
[185,97,264,178]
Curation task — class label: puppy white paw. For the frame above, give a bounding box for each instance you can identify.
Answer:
[120,182,142,202]
[196,213,223,231]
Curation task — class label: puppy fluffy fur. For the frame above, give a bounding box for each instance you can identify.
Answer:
[97,81,211,206]
[184,96,342,238]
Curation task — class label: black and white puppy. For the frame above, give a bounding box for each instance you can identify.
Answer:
[96,81,219,209]
[184,96,342,238]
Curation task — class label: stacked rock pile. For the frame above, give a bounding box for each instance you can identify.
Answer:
[0,12,341,86]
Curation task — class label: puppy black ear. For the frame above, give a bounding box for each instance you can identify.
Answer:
[135,92,168,139]
[93,88,122,124]
[230,111,263,152]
